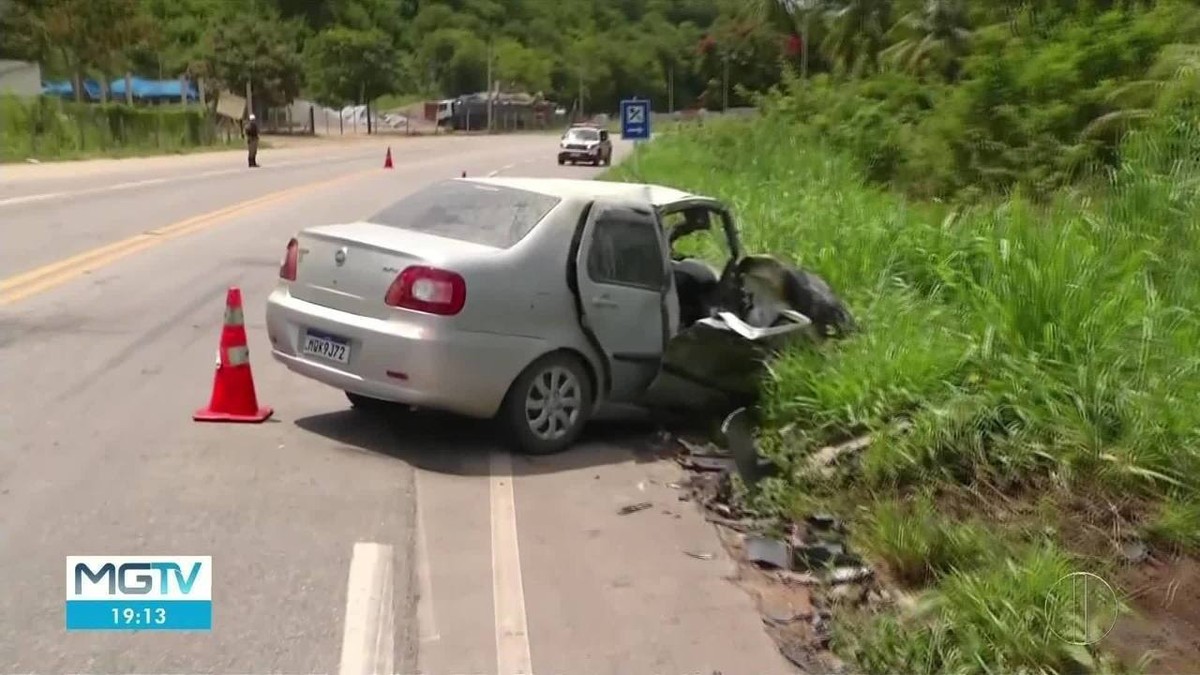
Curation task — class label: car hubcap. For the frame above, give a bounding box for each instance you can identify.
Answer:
[524,366,582,441]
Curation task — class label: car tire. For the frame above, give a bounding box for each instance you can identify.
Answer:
[500,352,594,455]
[557,156,564,165]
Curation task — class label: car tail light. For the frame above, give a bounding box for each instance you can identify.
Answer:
[384,266,466,315]
[280,238,299,281]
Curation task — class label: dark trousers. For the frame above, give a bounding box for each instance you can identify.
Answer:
[247,137,259,166]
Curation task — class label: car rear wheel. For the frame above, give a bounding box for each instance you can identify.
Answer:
[501,352,593,455]
[557,156,565,165]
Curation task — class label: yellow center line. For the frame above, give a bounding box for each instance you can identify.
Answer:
[0,168,379,306]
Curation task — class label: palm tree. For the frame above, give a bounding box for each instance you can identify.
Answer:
[881,0,972,81]
[747,0,830,78]
[1083,44,1200,139]
[819,0,892,77]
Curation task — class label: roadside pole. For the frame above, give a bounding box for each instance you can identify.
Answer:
[620,97,651,181]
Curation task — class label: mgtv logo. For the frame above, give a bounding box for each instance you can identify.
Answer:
[66,556,212,631]
[72,559,204,595]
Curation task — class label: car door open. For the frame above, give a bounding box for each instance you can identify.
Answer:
[574,200,671,403]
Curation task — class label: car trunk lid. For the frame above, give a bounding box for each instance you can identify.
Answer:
[290,222,488,319]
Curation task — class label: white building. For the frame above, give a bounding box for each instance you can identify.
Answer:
[0,59,41,97]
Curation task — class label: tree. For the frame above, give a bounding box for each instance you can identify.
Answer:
[494,38,552,94]
[881,0,973,80]
[203,6,304,111]
[0,0,47,62]
[76,0,152,100]
[306,27,398,106]
[820,0,893,76]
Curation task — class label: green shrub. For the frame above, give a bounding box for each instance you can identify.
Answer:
[0,95,229,161]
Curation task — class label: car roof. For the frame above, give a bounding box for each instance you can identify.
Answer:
[465,177,719,210]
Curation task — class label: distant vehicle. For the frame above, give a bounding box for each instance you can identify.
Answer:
[265,177,812,455]
[558,125,612,166]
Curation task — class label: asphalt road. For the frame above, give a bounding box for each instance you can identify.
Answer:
[0,134,791,674]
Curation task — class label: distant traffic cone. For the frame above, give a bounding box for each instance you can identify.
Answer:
[383,146,393,169]
[193,287,273,423]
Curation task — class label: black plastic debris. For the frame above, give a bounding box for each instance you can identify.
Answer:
[793,541,862,569]
[806,513,841,532]
[618,502,653,515]
[746,536,792,570]
[721,407,776,489]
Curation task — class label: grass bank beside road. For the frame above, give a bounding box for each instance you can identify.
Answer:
[0,95,238,163]
[607,115,1200,672]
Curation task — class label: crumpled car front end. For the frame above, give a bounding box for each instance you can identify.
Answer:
[641,254,851,417]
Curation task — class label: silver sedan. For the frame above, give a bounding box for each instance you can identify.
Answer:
[265,177,810,454]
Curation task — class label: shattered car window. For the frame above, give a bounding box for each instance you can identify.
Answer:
[587,217,666,289]
[369,181,561,248]
[664,209,730,264]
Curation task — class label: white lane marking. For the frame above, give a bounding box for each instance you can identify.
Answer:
[414,471,440,642]
[0,191,67,207]
[338,542,396,675]
[487,163,517,177]
[0,155,356,208]
[107,177,169,191]
[491,450,533,675]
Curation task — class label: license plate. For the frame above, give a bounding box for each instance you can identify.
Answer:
[302,329,350,364]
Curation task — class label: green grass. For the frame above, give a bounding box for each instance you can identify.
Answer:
[0,95,234,163]
[604,112,1200,673]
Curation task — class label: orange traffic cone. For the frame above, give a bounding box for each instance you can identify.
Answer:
[193,287,273,423]
[383,147,393,169]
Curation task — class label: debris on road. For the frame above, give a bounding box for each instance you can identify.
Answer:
[662,419,886,674]
[746,536,792,570]
[686,550,716,561]
[618,502,653,515]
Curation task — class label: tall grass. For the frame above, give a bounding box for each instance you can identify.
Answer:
[0,95,232,162]
[606,109,1199,672]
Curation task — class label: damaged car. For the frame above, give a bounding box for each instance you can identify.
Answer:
[265,177,841,455]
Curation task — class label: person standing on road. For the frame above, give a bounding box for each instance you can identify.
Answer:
[244,114,260,168]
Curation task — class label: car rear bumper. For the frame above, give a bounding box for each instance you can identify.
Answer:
[265,287,546,419]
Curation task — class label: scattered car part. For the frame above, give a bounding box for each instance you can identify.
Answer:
[618,502,653,515]
[746,536,792,570]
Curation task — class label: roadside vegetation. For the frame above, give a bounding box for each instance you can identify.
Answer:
[0,0,762,163]
[0,95,237,162]
[609,0,1200,672]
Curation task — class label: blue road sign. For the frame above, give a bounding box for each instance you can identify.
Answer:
[620,99,651,141]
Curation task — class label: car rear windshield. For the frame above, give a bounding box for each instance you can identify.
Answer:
[368,181,561,249]
[567,128,600,141]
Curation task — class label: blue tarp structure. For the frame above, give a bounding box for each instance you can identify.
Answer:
[40,77,198,102]
[110,76,199,102]
[41,79,101,100]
